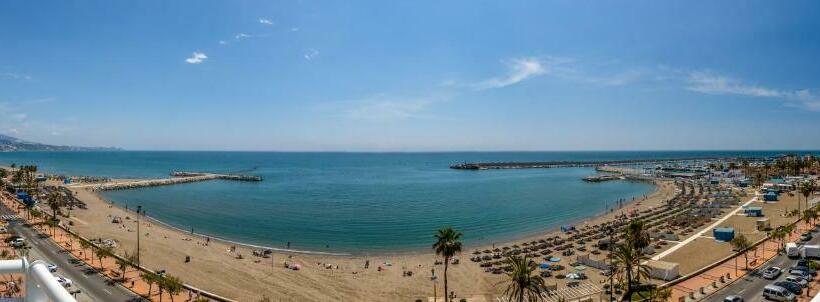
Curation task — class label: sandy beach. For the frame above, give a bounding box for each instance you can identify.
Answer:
[55,178,676,301]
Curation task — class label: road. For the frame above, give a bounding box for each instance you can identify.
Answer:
[704,229,820,302]
[0,205,139,301]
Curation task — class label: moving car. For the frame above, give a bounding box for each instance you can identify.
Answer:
[762,266,782,279]
[10,238,25,248]
[46,263,58,272]
[55,276,72,288]
[723,295,743,302]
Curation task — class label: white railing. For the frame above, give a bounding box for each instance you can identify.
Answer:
[0,258,76,302]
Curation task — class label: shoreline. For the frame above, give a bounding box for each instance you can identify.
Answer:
[94,177,663,257]
[6,164,678,301]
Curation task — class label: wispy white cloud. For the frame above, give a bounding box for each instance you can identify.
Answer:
[290,27,299,32]
[185,52,208,64]
[258,18,273,25]
[474,57,547,90]
[218,40,228,45]
[235,33,252,40]
[2,72,32,81]
[686,71,820,111]
[344,95,449,121]
[686,72,782,97]
[303,49,319,60]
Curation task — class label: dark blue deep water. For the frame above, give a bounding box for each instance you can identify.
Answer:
[0,151,809,253]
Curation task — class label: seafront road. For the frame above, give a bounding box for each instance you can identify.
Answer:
[0,204,138,301]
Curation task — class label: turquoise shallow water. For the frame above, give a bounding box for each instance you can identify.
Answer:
[0,151,807,253]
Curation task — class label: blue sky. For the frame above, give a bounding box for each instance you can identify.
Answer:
[1,1,820,151]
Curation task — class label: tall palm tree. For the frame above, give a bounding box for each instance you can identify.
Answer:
[46,191,64,237]
[625,220,650,251]
[800,181,816,211]
[499,255,546,302]
[432,227,463,302]
[624,219,650,285]
[611,244,650,300]
[730,234,752,270]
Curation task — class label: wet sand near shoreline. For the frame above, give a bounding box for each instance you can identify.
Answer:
[63,179,675,301]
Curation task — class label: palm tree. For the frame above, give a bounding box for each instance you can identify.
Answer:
[730,234,752,270]
[432,227,463,302]
[79,240,92,261]
[611,243,650,300]
[163,275,183,302]
[771,227,787,252]
[115,252,133,281]
[625,220,650,251]
[499,255,546,302]
[800,181,816,211]
[649,286,672,302]
[96,245,113,271]
[142,272,158,298]
[46,191,64,237]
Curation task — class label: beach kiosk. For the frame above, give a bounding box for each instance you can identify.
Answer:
[713,227,735,242]
[646,260,680,281]
[745,206,764,217]
[764,191,779,202]
[756,218,771,231]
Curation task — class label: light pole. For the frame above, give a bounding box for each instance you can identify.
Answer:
[136,205,142,266]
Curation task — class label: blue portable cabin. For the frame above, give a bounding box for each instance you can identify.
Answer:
[744,206,763,217]
[713,227,735,242]
[764,191,779,202]
[560,225,575,233]
[63,177,72,184]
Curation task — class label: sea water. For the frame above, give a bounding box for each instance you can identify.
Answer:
[0,150,804,253]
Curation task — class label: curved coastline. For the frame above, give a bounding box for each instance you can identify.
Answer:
[89,177,666,257]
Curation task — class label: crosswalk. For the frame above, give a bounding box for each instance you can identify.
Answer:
[1,214,21,221]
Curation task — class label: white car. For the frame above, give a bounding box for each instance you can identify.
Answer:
[55,276,72,288]
[46,263,58,272]
[10,238,25,248]
[0,227,7,233]
[785,275,808,288]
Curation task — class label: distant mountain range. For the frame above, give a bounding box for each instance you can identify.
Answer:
[0,134,120,151]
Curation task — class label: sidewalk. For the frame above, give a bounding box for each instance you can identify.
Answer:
[0,192,196,302]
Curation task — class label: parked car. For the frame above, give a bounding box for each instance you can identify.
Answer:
[0,227,6,234]
[763,267,782,279]
[789,269,814,281]
[723,295,744,302]
[763,285,796,301]
[801,232,813,242]
[790,264,816,276]
[784,275,808,288]
[774,281,803,295]
[46,263,58,272]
